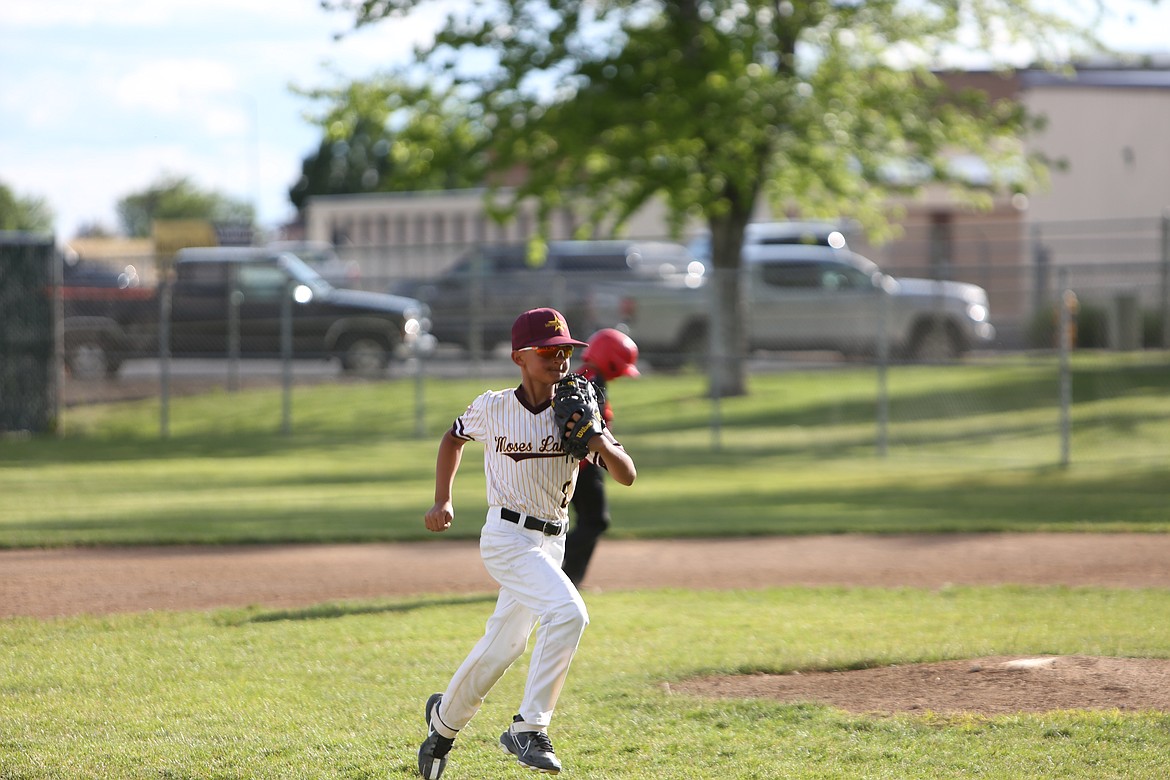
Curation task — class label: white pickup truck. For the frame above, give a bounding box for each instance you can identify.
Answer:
[590,243,996,368]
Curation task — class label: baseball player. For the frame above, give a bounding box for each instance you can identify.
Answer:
[418,307,636,779]
[562,328,640,586]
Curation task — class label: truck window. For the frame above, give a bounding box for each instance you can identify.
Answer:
[450,246,529,277]
[179,262,228,285]
[819,263,873,291]
[238,265,289,301]
[555,252,631,273]
[496,251,532,272]
[760,263,821,289]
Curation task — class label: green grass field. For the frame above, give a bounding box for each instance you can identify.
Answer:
[1,353,1167,547]
[3,353,1169,778]
[4,587,1170,779]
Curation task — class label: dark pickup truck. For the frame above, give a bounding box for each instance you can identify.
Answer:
[63,247,431,378]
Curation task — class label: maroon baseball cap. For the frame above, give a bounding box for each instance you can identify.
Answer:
[511,307,590,351]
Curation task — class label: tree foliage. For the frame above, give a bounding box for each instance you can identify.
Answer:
[289,75,489,211]
[116,174,254,238]
[328,0,1138,395]
[0,180,53,233]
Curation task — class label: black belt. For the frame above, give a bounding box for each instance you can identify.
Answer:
[500,507,564,536]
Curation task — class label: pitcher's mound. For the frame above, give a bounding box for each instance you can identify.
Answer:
[673,656,1170,715]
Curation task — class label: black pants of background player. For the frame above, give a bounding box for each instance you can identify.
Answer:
[563,463,609,586]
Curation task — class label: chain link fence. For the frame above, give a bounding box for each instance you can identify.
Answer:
[26,216,1168,467]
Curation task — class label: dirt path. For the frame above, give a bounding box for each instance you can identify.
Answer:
[5,532,1170,619]
[6,532,1170,716]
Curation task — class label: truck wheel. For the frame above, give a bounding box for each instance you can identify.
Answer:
[644,353,682,371]
[648,322,709,371]
[66,338,116,379]
[678,322,710,369]
[909,321,960,363]
[340,336,391,377]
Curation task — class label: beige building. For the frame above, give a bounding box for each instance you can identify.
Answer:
[1018,66,1170,343]
[1025,67,1170,225]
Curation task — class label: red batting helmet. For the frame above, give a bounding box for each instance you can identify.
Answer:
[583,328,640,381]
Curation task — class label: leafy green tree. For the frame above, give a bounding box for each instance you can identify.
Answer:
[329,0,1142,395]
[289,75,489,212]
[116,174,254,238]
[0,180,53,233]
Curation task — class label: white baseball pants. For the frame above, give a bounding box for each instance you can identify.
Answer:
[431,507,589,737]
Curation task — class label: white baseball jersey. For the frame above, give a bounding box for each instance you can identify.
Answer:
[452,386,596,522]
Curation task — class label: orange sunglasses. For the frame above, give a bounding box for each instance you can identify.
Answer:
[518,346,574,360]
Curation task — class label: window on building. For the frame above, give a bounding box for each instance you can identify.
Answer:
[331,221,353,247]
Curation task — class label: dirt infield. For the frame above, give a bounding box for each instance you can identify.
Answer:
[5,532,1170,716]
[6,532,1170,619]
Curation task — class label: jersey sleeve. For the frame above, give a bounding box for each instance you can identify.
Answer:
[451,391,491,442]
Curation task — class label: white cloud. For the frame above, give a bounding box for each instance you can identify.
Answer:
[107,58,254,141]
[114,60,240,113]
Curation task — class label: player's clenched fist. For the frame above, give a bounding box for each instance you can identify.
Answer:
[425,502,454,533]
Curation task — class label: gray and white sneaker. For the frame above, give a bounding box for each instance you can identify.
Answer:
[418,693,454,780]
[499,715,562,774]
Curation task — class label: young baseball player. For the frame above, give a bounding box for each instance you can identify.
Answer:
[562,328,640,586]
[418,307,636,779]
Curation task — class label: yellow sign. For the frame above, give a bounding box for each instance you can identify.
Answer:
[152,219,218,260]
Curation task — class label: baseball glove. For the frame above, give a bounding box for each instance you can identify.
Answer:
[552,373,604,459]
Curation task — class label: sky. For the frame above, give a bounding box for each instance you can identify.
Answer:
[3,0,1170,242]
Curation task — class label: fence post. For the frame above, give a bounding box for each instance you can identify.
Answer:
[1058,269,1072,468]
[414,350,426,439]
[227,261,241,392]
[708,267,723,452]
[159,280,171,440]
[1031,225,1050,330]
[1161,210,1170,348]
[469,253,485,367]
[876,284,890,458]
[280,278,293,436]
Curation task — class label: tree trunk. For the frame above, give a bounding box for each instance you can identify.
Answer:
[706,210,752,397]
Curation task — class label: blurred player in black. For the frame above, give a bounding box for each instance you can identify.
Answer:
[562,328,640,586]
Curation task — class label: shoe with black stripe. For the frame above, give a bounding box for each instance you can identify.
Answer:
[418,693,454,779]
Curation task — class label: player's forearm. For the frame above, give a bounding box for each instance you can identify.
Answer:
[595,435,636,486]
[433,430,465,503]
